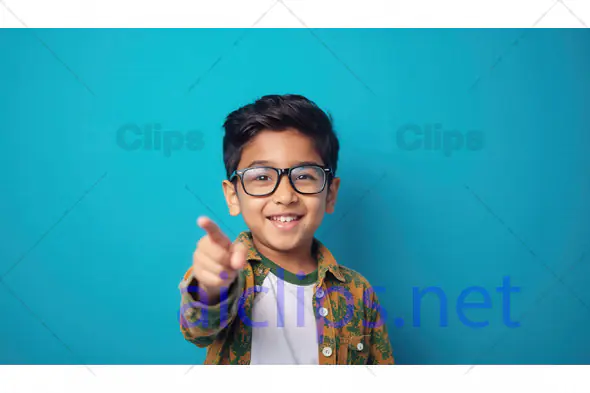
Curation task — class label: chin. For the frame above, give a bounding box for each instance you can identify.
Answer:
[263,230,302,251]
[257,219,313,252]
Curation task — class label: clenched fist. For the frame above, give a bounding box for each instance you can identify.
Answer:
[191,216,247,305]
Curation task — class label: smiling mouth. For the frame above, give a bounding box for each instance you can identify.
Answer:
[266,214,303,223]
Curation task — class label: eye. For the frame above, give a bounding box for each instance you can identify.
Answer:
[255,175,272,181]
[296,170,320,181]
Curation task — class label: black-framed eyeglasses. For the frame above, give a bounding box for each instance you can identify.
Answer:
[229,164,333,197]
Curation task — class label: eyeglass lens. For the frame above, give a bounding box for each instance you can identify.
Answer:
[242,166,326,195]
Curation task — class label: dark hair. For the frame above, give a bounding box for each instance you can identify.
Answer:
[222,94,340,180]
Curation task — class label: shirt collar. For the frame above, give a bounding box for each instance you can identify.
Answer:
[234,231,346,283]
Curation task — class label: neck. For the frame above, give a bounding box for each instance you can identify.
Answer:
[251,234,318,275]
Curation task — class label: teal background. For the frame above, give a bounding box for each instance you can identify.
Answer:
[0,29,589,365]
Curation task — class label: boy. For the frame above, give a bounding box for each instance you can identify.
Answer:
[178,94,394,365]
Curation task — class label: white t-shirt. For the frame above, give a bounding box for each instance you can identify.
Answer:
[250,263,319,365]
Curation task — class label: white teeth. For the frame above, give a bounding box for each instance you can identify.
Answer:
[271,216,299,222]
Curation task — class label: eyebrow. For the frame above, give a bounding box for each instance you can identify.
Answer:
[245,160,324,167]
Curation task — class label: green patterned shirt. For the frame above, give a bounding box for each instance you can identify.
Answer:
[178,231,395,365]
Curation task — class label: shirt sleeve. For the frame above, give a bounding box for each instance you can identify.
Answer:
[178,268,244,348]
[365,287,395,365]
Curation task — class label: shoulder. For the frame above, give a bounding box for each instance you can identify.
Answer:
[334,265,383,318]
[315,237,374,292]
[336,264,373,292]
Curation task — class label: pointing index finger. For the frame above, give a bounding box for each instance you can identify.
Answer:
[197,216,231,248]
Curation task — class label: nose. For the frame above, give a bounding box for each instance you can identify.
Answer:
[272,174,298,205]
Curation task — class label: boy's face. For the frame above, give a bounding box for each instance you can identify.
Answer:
[222,128,340,253]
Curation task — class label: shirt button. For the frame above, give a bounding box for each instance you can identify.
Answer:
[315,288,325,298]
[356,343,364,351]
[322,347,333,357]
[319,307,328,317]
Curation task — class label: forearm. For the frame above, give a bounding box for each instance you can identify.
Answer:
[178,270,244,345]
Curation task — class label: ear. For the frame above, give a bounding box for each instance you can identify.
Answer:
[325,177,340,214]
[222,180,241,216]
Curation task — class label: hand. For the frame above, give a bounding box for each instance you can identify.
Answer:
[192,216,247,304]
